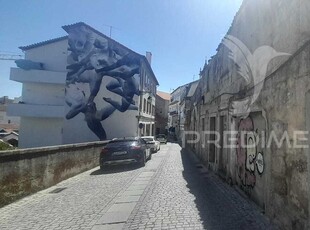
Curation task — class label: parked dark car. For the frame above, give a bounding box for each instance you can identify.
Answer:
[156,134,167,144]
[100,137,151,169]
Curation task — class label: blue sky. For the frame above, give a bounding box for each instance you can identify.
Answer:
[0,0,243,98]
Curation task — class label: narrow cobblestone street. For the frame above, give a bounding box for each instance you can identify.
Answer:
[0,143,276,230]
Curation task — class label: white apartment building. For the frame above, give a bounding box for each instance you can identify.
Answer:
[8,22,158,148]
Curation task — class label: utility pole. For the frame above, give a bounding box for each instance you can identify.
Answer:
[109,26,112,38]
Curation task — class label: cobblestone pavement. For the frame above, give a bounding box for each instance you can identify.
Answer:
[0,159,144,230]
[124,143,276,230]
[0,143,277,230]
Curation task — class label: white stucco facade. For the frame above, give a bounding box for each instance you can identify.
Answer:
[8,23,158,148]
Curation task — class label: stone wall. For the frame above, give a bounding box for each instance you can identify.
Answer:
[183,0,310,229]
[0,141,107,207]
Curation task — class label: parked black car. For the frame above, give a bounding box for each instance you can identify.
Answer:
[100,137,151,169]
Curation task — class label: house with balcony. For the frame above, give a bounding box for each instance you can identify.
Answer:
[8,22,158,148]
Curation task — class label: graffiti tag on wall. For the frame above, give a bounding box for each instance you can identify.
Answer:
[236,117,264,188]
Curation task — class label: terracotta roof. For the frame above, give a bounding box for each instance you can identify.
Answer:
[19,36,68,51]
[0,124,19,131]
[157,91,171,101]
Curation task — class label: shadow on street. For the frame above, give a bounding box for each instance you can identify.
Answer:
[90,164,140,175]
[180,148,275,230]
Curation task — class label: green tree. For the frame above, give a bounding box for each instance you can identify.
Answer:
[0,141,14,151]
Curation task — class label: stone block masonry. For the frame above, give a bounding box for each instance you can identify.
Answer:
[0,141,108,207]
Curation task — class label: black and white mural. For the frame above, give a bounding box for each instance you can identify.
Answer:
[65,25,141,140]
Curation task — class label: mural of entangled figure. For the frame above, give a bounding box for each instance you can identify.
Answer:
[65,84,115,140]
[236,117,256,187]
[103,78,139,112]
[65,25,141,140]
[96,52,141,112]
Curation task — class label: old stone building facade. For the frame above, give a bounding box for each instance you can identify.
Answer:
[184,0,310,229]
[169,81,198,141]
[155,91,170,135]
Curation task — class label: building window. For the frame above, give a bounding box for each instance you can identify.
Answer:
[143,99,146,113]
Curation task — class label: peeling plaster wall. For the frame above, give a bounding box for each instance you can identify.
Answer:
[185,0,310,229]
[0,141,107,208]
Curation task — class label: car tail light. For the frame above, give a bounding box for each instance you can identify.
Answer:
[134,153,142,158]
[100,148,108,155]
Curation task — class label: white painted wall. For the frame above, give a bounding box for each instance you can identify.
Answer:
[19,117,63,148]
[22,83,65,105]
[0,110,20,125]
[25,39,68,72]
[13,39,68,148]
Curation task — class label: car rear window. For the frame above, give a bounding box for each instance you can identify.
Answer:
[142,138,153,142]
[107,140,136,147]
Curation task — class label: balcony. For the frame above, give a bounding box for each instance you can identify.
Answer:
[10,68,66,84]
[8,103,65,118]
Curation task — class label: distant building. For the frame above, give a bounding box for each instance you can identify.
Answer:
[0,96,20,146]
[169,81,198,141]
[0,96,20,126]
[8,22,158,148]
[155,91,170,135]
[0,129,18,147]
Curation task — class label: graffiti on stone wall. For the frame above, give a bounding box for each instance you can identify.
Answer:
[65,25,140,140]
[256,152,264,175]
[236,117,264,188]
